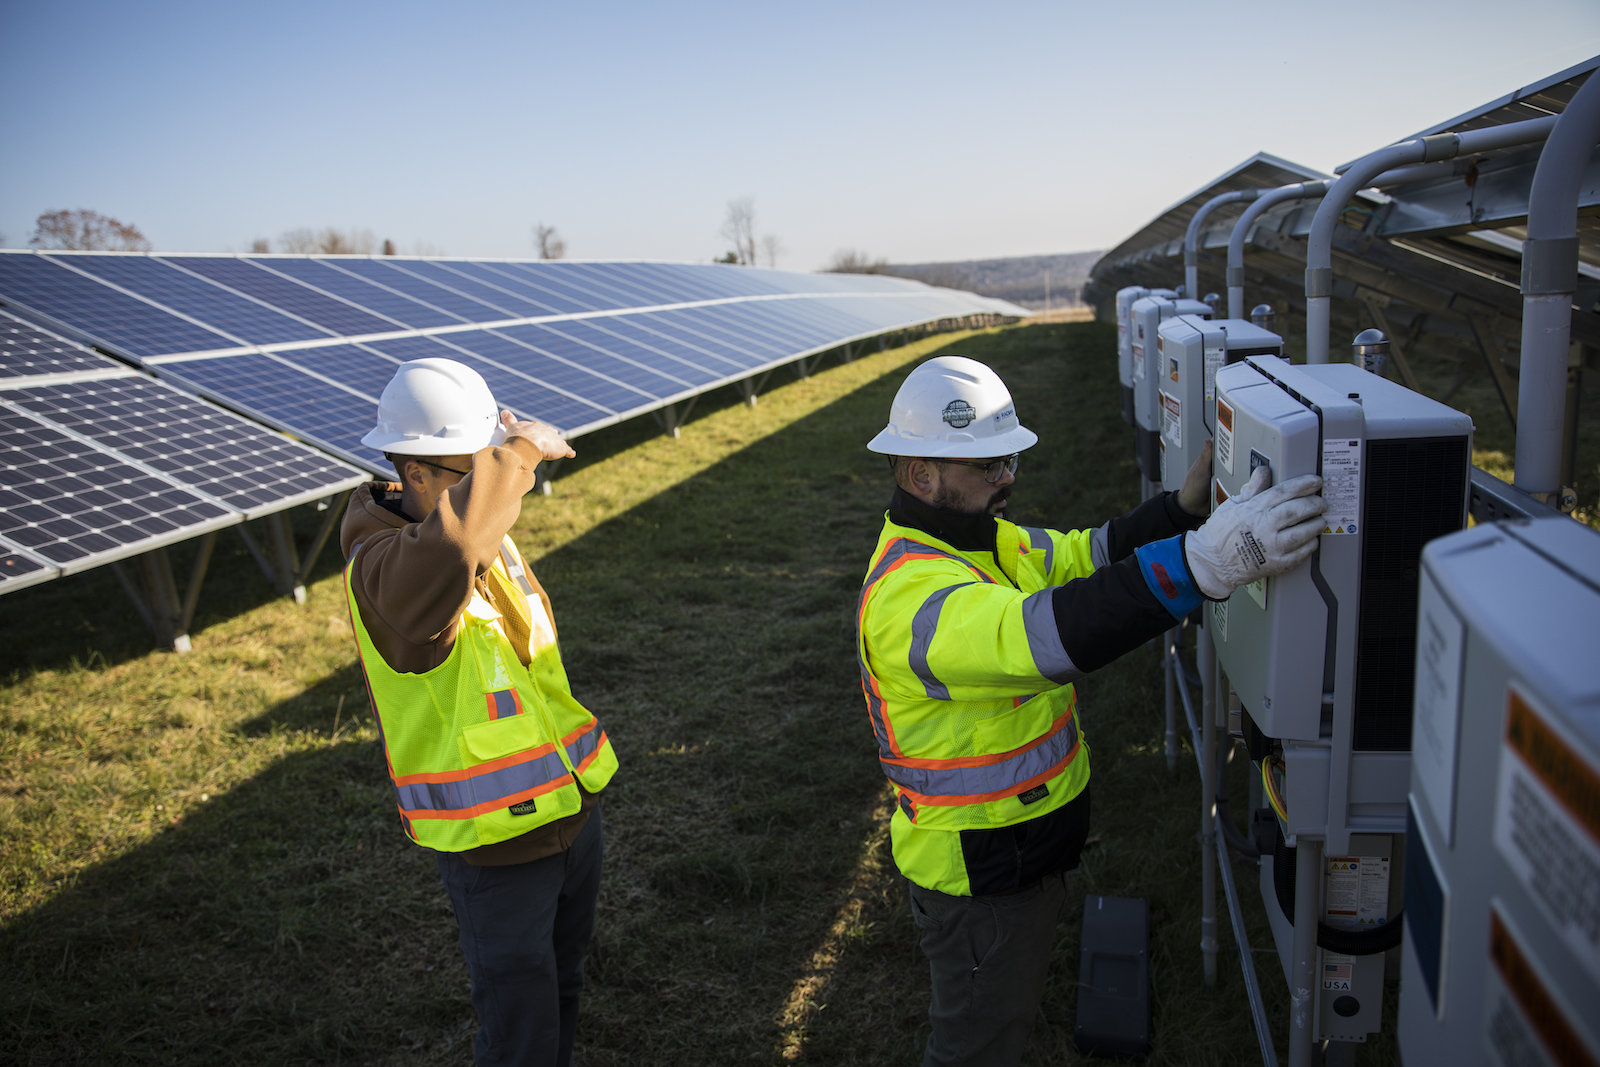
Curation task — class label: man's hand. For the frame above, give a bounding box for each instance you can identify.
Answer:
[500,410,576,461]
[1177,439,1214,518]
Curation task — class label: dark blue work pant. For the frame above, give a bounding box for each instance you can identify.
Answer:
[435,807,603,1067]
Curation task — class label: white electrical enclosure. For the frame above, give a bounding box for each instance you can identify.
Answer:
[1153,316,1283,490]
[1397,518,1600,1067]
[1129,293,1208,482]
[1116,286,1152,426]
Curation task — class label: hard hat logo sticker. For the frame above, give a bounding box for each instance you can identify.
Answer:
[942,400,977,428]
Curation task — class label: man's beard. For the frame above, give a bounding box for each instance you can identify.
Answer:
[933,483,1011,516]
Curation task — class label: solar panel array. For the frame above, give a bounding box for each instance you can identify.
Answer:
[0,251,1029,472]
[0,308,365,595]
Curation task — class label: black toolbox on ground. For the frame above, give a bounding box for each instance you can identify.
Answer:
[1074,895,1151,1058]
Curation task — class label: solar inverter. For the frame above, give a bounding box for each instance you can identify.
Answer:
[1129,293,1208,483]
[1152,315,1283,491]
[1209,355,1472,1044]
[1397,517,1600,1067]
[1117,286,1173,427]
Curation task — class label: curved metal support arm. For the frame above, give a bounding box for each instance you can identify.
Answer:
[1303,115,1558,363]
[1226,181,1331,320]
[1185,189,1259,300]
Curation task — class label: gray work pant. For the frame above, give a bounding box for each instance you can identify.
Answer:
[909,872,1069,1067]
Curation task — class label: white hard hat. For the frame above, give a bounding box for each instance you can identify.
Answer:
[361,358,509,456]
[866,356,1038,458]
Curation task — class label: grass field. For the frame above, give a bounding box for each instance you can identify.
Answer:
[1,319,1594,1065]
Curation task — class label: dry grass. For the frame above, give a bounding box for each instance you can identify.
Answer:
[9,315,1588,1065]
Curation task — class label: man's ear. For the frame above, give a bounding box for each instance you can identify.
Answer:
[402,458,428,491]
[907,458,936,495]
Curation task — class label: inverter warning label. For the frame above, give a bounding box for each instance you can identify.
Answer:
[1493,686,1600,987]
[1160,391,1181,445]
[1204,344,1225,416]
[1321,437,1361,534]
[1215,396,1235,474]
[1132,342,1145,381]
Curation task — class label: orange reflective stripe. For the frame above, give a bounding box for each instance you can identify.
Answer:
[401,774,572,821]
[883,706,1076,771]
[391,742,559,787]
[892,736,1081,808]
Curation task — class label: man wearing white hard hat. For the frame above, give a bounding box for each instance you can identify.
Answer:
[340,358,619,1067]
[858,355,1324,1066]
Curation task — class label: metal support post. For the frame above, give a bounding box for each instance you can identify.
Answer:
[295,490,352,584]
[110,532,217,652]
[1468,315,1520,428]
[267,510,304,604]
[736,368,775,407]
[534,459,564,496]
[1198,621,1219,985]
[1164,628,1178,773]
[1289,838,1323,1067]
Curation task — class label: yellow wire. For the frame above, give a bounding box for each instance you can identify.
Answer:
[1261,756,1288,823]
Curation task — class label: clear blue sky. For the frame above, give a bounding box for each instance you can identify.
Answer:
[3,1,1597,270]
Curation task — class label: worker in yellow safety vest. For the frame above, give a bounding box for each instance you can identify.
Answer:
[340,358,618,1067]
[860,355,1325,1066]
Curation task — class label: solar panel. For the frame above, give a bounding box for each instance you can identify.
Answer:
[0,404,235,571]
[0,308,123,379]
[0,545,56,593]
[6,376,363,518]
[0,250,1030,475]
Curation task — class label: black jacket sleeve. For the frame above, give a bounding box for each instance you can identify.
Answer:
[1051,553,1182,674]
[1098,491,1205,565]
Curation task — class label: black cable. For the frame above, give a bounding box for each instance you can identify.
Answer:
[1272,824,1402,956]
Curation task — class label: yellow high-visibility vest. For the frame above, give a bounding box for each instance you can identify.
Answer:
[345,536,617,852]
[858,514,1094,895]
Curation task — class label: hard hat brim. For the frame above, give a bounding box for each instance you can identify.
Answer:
[362,421,510,456]
[865,423,1038,459]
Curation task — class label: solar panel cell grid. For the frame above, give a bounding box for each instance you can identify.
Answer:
[7,377,362,516]
[448,330,643,414]
[0,407,230,566]
[334,260,510,323]
[482,262,620,312]
[0,549,51,589]
[507,324,686,398]
[162,354,380,466]
[0,254,235,357]
[393,262,549,317]
[166,258,401,338]
[0,309,120,378]
[432,262,570,316]
[270,259,462,330]
[275,344,399,399]
[58,255,328,346]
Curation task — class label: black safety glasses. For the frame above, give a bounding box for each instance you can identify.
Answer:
[939,453,1020,484]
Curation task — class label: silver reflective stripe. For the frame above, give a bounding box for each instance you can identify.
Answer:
[882,714,1079,799]
[1020,588,1080,684]
[908,583,974,700]
[1090,523,1111,570]
[1020,526,1055,575]
[394,746,569,814]
[499,539,538,597]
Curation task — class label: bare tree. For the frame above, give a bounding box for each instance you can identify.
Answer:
[825,248,890,274]
[533,223,566,260]
[278,227,377,254]
[720,198,757,266]
[760,233,784,269]
[249,238,271,253]
[382,239,396,256]
[31,209,151,251]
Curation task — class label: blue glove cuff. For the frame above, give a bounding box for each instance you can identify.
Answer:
[1135,534,1203,619]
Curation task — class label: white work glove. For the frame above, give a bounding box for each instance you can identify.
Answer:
[1183,466,1327,600]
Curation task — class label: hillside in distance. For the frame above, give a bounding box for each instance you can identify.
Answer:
[886,251,1103,309]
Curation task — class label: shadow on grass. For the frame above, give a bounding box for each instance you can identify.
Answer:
[2,323,1358,1066]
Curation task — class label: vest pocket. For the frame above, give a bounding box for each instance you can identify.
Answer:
[456,714,581,839]
[459,715,545,764]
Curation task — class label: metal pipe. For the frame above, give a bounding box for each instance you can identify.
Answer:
[1217,810,1279,1067]
[1516,75,1600,499]
[1186,189,1260,306]
[1198,622,1219,985]
[1165,629,1179,773]
[1227,181,1331,321]
[1288,838,1323,1067]
[1305,116,1558,363]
